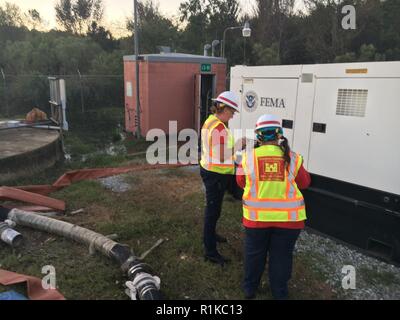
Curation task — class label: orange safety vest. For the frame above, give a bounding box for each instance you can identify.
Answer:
[200,115,235,175]
[241,145,306,222]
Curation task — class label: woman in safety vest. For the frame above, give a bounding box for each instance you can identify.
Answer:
[236,114,311,299]
[200,91,244,266]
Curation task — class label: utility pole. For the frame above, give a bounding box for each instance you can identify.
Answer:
[134,0,141,138]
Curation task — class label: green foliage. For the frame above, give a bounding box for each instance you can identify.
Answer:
[335,44,386,63]
[127,1,181,54]
[178,0,241,55]
[67,107,124,143]
[358,43,377,62]
[253,43,280,65]
[334,52,357,63]
[55,0,104,34]
[54,36,103,74]
[87,21,115,51]
[0,0,400,119]
[0,2,24,27]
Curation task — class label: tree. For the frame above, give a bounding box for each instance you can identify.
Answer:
[334,51,356,63]
[380,0,400,59]
[179,0,210,54]
[127,0,180,54]
[253,0,297,48]
[179,0,241,55]
[279,15,314,64]
[252,43,280,65]
[0,3,29,51]
[55,0,75,32]
[0,2,24,27]
[55,0,104,34]
[24,9,44,30]
[87,21,115,51]
[303,1,338,62]
[53,36,103,74]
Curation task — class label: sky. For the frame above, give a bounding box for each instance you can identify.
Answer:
[1,0,257,36]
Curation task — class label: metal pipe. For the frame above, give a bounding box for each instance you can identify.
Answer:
[204,44,211,56]
[211,40,219,57]
[0,221,23,247]
[7,209,161,300]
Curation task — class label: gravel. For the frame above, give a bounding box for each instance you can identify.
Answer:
[295,229,400,300]
[98,174,131,193]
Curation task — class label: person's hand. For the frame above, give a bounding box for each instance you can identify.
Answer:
[234,137,247,151]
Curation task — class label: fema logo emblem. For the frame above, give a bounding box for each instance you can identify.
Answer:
[244,91,258,112]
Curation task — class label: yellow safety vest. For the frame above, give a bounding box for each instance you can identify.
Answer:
[241,145,306,222]
[200,115,235,175]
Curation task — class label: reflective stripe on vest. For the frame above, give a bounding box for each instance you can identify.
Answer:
[243,199,305,209]
[200,115,235,175]
[245,149,257,220]
[242,145,306,222]
[287,151,300,221]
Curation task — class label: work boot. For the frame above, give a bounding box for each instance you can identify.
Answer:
[215,234,227,243]
[204,252,231,266]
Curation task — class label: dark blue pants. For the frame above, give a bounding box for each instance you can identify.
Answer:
[243,227,301,299]
[200,167,230,256]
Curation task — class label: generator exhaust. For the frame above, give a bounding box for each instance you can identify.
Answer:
[6,208,161,300]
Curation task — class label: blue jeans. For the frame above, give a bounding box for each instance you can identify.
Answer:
[243,227,301,299]
[200,166,230,256]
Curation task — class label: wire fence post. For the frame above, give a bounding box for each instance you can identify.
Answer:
[77,69,85,113]
[1,68,9,117]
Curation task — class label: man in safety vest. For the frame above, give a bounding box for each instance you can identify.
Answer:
[200,91,245,266]
[236,114,311,299]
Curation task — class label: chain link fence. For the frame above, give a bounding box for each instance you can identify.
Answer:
[0,73,124,118]
[0,73,139,167]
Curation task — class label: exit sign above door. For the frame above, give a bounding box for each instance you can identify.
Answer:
[201,64,211,72]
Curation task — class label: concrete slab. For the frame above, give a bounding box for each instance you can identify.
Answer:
[0,128,59,160]
[0,127,61,183]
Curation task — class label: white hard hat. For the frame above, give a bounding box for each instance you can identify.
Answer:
[212,91,240,112]
[255,114,282,132]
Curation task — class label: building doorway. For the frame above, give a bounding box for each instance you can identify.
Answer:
[194,74,215,134]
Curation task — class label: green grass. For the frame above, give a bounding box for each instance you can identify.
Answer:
[0,109,341,299]
[64,134,98,156]
[292,252,338,299]
[0,235,126,299]
[0,168,340,300]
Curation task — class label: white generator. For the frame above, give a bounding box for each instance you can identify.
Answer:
[230,61,400,263]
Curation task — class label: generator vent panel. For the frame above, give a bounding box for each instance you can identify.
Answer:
[336,89,368,117]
